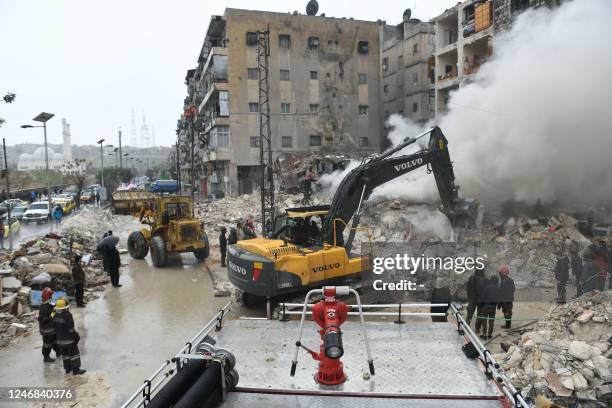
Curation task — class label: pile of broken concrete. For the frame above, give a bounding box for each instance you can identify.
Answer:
[496,291,611,406]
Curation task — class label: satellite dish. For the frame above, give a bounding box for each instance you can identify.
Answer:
[306,0,319,16]
[403,8,412,22]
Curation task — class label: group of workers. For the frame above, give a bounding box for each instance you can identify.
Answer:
[37,259,86,375]
[554,239,611,303]
[219,217,256,267]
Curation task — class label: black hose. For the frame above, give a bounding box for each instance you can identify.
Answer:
[174,362,222,408]
[146,361,206,408]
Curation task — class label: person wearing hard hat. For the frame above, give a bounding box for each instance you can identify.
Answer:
[52,298,86,375]
[497,266,515,329]
[38,287,60,363]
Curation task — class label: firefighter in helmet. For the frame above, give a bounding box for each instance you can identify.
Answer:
[52,298,86,375]
[38,287,60,362]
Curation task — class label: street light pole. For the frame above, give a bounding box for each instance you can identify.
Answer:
[23,112,54,208]
[97,139,105,189]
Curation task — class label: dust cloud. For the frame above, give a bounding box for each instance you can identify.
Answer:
[323,0,612,208]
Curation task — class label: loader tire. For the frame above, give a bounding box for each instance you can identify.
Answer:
[150,235,168,267]
[127,231,149,259]
[194,232,210,260]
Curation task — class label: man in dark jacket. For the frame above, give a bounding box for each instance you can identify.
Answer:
[243,218,256,239]
[52,298,86,375]
[581,245,600,293]
[430,278,451,322]
[108,246,121,287]
[595,240,608,290]
[227,227,238,245]
[570,246,583,296]
[554,250,570,304]
[497,266,515,329]
[219,226,227,267]
[480,275,499,340]
[465,266,485,327]
[38,287,59,362]
[72,254,86,307]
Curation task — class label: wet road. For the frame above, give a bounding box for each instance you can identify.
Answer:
[0,253,230,407]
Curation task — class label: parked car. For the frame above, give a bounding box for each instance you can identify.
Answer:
[3,217,20,236]
[10,205,28,220]
[80,190,95,203]
[23,201,50,224]
[54,198,76,214]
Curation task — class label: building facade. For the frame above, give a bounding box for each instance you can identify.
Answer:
[432,0,564,114]
[178,8,382,197]
[381,9,435,146]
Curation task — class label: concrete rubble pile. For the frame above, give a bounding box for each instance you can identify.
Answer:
[495,291,612,406]
[0,207,141,349]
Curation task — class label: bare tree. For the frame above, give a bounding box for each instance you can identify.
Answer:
[1,92,16,127]
[62,159,91,208]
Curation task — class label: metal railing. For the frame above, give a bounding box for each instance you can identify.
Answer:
[121,302,231,408]
[450,303,531,408]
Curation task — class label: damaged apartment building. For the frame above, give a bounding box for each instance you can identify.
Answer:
[432,0,564,113]
[381,9,435,144]
[178,7,382,197]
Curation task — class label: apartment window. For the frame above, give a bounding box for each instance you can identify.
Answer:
[413,72,419,84]
[281,136,293,148]
[280,103,291,114]
[211,126,229,147]
[247,68,258,80]
[382,57,389,72]
[398,55,403,68]
[309,135,322,146]
[383,84,389,93]
[413,102,419,113]
[359,105,369,116]
[279,34,291,48]
[357,41,369,54]
[249,103,259,112]
[360,137,369,147]
[250,136,260,147]
[308,36,320,48]
[309,104,319,113]
[310,71,318,80]
[246,32,258,46]
[280,70,290,81]
[358,73,367,84]
[413,43,419,54]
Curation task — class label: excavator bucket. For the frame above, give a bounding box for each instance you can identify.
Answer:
[446,198,483,230]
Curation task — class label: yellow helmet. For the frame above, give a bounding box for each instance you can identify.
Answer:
[55,297,69,310]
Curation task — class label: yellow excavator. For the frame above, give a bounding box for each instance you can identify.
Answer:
[227,126,481,304]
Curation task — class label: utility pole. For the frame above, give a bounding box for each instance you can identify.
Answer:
[97,139,105,188]
[3,139,13,251]
[257,27,275,234]
[118,129,123,169]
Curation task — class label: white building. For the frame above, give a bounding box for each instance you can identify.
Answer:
[17,118,73,170]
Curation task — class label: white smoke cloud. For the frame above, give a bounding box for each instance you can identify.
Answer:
[323,0,612,208]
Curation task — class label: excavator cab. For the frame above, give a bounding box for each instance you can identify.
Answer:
[272,206,329,247]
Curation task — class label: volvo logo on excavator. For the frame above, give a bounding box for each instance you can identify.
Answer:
[229,261,247,275]
[394,157,423,172]
[312,263,341,273]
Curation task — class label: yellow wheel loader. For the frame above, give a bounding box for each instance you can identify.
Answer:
[127,196,209,267]
[227,126,481,304]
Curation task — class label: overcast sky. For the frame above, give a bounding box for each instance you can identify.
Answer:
[0,0,456,147]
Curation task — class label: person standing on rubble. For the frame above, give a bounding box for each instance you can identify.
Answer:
[581,245,599,293]
[430,278,451,322]
[0,217,4,250]
[219,226,227,267]
[302,167,316,203]
[553,248,570,303]
[465,265,485,327]
[480,275,499,340]
[227,225,238,246]
[71,254,86,307]
[497,266,515,329]
[595,239,608,290]
[244,217,256,239]
[52,204,63,227]
[95,191,100,207]
[570,246,583,296]
[38,287,60,363]
[52,298,86,375]
[236,220,245,241]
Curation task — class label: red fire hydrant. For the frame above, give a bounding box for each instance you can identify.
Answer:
[310,286,348,385]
